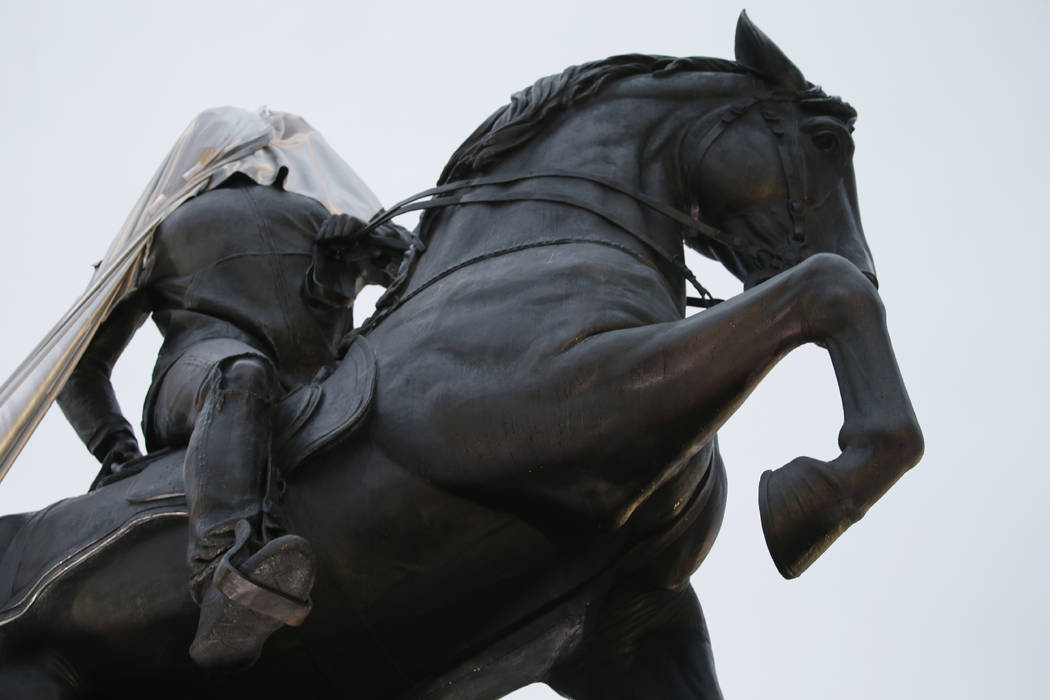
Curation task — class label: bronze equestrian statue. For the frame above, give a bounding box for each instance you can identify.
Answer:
[0,12,922,699]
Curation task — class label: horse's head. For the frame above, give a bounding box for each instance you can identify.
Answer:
[681,12,876,290]
[368,13,878,329]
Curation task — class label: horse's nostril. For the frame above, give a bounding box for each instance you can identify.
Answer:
[863,272,879,289]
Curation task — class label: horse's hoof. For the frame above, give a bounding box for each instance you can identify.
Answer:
[189,526,316,669]
[758,457,856,579]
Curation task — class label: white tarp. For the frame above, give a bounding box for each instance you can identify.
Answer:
[0,106,382,481]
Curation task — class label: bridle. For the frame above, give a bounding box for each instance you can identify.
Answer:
[351,92,816,332]
[684,94,814,285]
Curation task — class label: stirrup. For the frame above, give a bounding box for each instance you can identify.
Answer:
[189,520,316,669]
[213,546,312,627]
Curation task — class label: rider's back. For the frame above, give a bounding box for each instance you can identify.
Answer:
[147,179,352,389]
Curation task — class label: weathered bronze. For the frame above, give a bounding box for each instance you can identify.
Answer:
[0,12,922,699]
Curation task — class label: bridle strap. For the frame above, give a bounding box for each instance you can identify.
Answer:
[684,95,808,270]
[689,96,762,174]
[761,106,807,249]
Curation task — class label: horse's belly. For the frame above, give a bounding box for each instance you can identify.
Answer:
[284,439,581,688]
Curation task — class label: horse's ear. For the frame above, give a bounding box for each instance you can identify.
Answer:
[734,10,807,90]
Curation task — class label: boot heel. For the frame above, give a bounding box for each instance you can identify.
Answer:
[758,457,855,579]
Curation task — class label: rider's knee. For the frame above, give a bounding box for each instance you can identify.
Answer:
[213,355,277,398]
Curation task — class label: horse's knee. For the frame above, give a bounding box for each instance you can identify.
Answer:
[795,252,884,338]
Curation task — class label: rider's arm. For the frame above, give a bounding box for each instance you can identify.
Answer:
[57,293,150,467]
[305,214,371,310]
[304,214,409,310]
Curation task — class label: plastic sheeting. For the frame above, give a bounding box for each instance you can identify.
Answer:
[0,107,383,481]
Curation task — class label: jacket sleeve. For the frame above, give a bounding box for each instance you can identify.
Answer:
[57,293,150,462]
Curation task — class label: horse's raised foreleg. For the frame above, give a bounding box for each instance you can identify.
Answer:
[542,252,922,575]
[756,257,926,578]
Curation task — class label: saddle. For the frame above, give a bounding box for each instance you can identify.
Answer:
[0,336,377,627]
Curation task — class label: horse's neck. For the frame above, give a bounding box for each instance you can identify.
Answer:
[413,100,689,284]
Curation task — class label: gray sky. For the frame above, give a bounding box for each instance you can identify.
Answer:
[0,1,1046,697]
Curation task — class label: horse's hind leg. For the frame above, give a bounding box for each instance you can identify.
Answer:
[546,581,722,700]
[0,644,83,700]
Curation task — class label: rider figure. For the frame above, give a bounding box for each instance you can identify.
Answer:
[55,109,406,668]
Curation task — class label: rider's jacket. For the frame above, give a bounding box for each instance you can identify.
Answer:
[57,178,354,459]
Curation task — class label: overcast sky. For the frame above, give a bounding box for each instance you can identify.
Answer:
[0,1,1046,698]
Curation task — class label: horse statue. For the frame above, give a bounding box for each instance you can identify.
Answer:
[0,12,921,699]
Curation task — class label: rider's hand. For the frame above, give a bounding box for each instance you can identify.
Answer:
[309,214,373,307]
[316,214,368,249]
[100,431,142,475]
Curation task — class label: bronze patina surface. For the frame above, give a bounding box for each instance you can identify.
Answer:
[0,12,921,699]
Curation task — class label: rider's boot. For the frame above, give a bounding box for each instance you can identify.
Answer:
[183,356,317,668]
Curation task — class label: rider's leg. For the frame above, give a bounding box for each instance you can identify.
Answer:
[149,341,315,668]
[183,354,277,597]
[150,343,278,595]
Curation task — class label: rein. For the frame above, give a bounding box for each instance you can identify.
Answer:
[353,169,738,335]
[358,171,725,307]
[368,237,660,329]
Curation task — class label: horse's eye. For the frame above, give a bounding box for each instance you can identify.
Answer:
[812,131,839,153]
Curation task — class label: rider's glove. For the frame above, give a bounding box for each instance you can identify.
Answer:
[306,214,370,309]
[99,430,142,475]
[316,213,369,248]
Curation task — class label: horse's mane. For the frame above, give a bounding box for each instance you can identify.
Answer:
[438,55,745,184]
[437,54,855,185]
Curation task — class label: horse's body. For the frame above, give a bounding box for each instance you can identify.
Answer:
[0,15,922,699]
